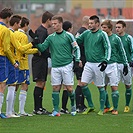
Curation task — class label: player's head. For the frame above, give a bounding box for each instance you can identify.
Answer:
[51,15,63,32]
[42,11,54,28]
[82,16,89,28]
[63,21,73,33]
[20,17,29,32]
[0,7,13,19]
[101,20,113,34]
[9,15,22,31]
[89,15,100,31]
[0,7,13,24]
[116,20,126,35]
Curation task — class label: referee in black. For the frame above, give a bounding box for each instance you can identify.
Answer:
[32,11,53,115]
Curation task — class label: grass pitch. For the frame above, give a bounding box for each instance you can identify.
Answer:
[0,75,133,133]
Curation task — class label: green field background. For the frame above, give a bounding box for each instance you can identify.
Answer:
[0,75,133,133]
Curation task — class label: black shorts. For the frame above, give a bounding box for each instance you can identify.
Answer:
[32,56,48,82]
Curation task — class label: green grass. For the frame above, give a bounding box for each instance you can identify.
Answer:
[0,75,133,133]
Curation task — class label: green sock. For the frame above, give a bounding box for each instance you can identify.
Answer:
[105,90,110,108]
[82,86,94,108]
[125,88,132,106]
[68,90,75,106]
[52,91,59,112]
[111,90,119,110]
[99,87,106,111]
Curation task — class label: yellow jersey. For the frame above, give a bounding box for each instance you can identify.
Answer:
[14,29,38,70]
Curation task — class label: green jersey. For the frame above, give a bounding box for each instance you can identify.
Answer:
[37,30,80,67]
[108,33,128,65]
[117,33,133,63]
[76,29,111,63]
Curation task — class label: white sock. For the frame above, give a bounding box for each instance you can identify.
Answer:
[0,92,4,114]
[19,90,27,114]
[6,86,15,116]
[12,91,17,113]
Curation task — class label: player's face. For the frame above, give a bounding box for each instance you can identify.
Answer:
[101,25,111,34]
[89,20,99,31]
[52,19,62,32]
[47,19,52,28]
[116,23,125,35]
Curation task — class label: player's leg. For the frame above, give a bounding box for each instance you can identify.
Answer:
[60,85,69,114]
[123,66,132,112]
[81,62,95,114]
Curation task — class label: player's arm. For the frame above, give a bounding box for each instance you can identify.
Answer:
[128,35,133,63]
[117,36,128,65]
[102,31,111,62]
[24,48,38,54]
[11,32,32,54]
[3,29,16,65]
[36,37,50,53]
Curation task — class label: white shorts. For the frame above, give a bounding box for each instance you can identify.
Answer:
[81,62,105,87]
[105,63,119,86]
[117,63,132,85]
[51,62,74,86]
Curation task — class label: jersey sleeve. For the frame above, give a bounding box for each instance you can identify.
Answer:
[36,36,50,52]
[102,31,111,62]
[117,36,128,65]
[128,35,133,62]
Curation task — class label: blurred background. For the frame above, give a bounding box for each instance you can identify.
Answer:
[0,0,133,34]
[0,0,133,71]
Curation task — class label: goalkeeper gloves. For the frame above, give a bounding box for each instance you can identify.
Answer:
[98,61,107,72]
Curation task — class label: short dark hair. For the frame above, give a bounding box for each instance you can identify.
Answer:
[9,15,21,26]
[63,21,72,31]
[42,11,54,23]
[89,15,100,23]
[51,15,63,23]
[20,17,29,28]
[116,20,126,27]
[0,7,13,19]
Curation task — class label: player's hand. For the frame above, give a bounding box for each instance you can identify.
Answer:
[14,62,19,68]
[29,29,40,46]
[98,61,107,72]
[123,65,128,76]
[129,62,133,67]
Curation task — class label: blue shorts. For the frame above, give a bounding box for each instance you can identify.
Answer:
[0,56,9,82]
[18,70,30,85]
[6,61,19,85]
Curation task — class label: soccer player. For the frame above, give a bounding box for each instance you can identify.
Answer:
[101,20,128,115]
[74,16,90,113]
[6,15,34,117]
[60,20,73,114]
[0,8,17,119]
[76,15,111,115]
[116,20,133,112]
[29,15,81,116]
[32,11,53,115]
[14,17,38,116]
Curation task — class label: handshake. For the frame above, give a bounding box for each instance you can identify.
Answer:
[29,29,40,47]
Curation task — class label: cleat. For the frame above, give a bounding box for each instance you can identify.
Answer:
[108,106,113,112]
[49,111,60,117]
[60,108,70,114]
[7,114,20,118]
[124,106,130,112]
[18,112,33,117]
[71,105,76,116]
[82,107,95,115]
[97,110,104,115]
[33,108,51,115]
[112,110,118,115]
[0,113,8,119]
[104,107,113,113]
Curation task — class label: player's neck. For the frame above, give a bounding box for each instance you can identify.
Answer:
[42,23,48,29]
[119,32,125,36]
